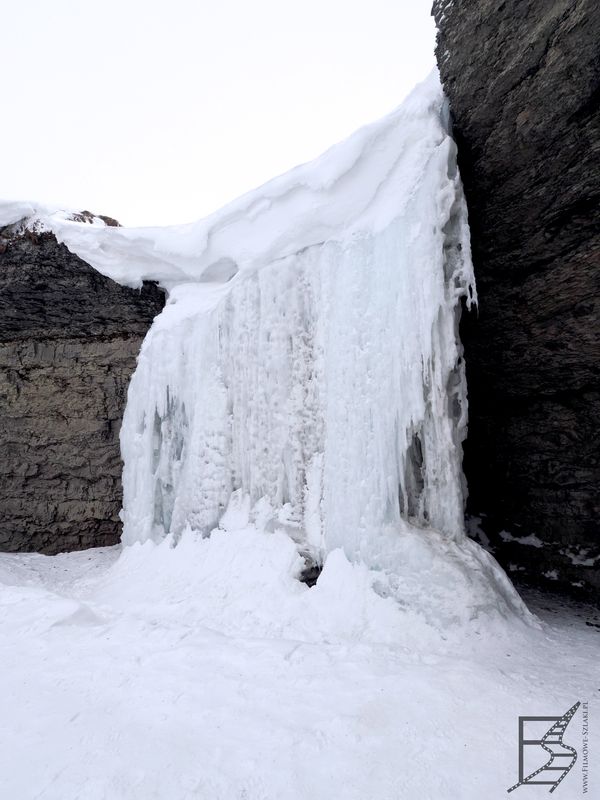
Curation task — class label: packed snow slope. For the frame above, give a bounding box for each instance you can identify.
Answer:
[1,539,598,800]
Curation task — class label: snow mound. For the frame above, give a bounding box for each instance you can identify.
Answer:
[93,512,533,648]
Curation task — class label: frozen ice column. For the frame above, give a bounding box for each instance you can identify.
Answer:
[118,71,476,568]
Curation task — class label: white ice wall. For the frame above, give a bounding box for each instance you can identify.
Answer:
[117,73,476,569]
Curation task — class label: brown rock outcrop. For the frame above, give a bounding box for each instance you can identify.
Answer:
[0,229,164,553]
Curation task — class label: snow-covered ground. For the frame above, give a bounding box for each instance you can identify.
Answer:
[0,538,597,800]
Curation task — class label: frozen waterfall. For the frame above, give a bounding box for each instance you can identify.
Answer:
[116,73,476,567]
[5,71,530,621]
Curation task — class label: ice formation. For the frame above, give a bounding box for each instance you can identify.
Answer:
[3,74,474,562]
[1,71,534,623]
[115,72,476,566]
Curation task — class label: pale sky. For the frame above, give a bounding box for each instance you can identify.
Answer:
[2,1,436,226]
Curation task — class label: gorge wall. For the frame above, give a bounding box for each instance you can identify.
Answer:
[433,0,600,595]
[0,227,164,554]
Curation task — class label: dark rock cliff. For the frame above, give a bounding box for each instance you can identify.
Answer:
[0,229,164,554]
[433,0,600,595]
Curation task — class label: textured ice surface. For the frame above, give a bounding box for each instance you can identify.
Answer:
[117,73,480,573]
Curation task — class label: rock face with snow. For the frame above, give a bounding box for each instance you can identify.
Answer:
[0,226,164,553]
[433,0,600,594]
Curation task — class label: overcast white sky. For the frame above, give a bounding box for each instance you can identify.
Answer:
[2,1,436,226]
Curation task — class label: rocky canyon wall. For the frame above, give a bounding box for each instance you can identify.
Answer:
[433,0,600,595]
[0,228,164,553]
